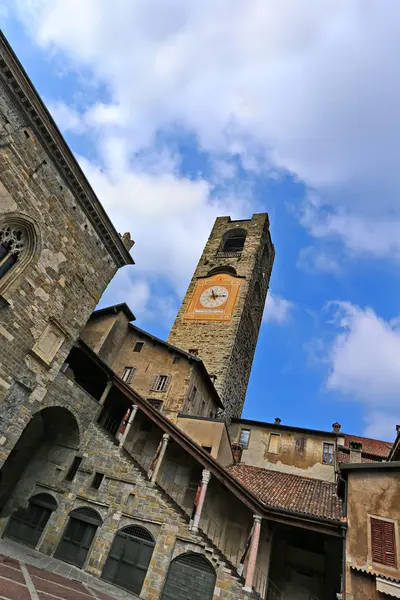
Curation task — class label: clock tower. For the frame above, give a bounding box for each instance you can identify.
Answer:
[168,213,274,423]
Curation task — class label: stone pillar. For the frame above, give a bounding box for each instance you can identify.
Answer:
[117,405,138,446]
[150,434,170,483]
[243,515,262,592]
[191,469,211,533]
[99,379,113,406]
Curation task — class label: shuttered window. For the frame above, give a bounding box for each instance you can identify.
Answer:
[151,375,171,392]
[371,518,397,567]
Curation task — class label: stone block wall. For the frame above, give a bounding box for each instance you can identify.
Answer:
[0,371,254,599]
[168,214,274,422]
[0,76,121,468]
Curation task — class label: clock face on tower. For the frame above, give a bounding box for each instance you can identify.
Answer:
[184,273,242,321]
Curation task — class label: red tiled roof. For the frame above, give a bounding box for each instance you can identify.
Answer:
[343,434,392,458]
[228,464,343,522]
[337,451,379,464]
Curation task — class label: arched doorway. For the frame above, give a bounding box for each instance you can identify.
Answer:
[0,407,79,517]
[102,525,155,595]
[3,493,57,549]
[160,552,216,600]
[55,507,102,569]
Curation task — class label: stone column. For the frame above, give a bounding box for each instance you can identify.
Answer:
[99,379,113,406]
[117,404,138,446]
[191,469,211,533]
[243,515,262,592]
[150,434,170,483]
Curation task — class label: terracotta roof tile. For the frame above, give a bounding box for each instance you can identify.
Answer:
[337,451,379,464]
[227,464,343,521]
[343,434,392,458]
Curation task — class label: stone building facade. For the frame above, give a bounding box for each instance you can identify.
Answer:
[0,32,132,515]
[82,304,223,423]
[168,214,275,422]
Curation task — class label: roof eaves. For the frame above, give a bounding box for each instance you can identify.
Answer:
[340,461,400,474]
[0,31,133,268]
[91,303,136,322]
[233,418,337,438]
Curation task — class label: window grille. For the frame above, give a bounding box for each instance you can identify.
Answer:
[122,525,154,542]
[0,225,25,279]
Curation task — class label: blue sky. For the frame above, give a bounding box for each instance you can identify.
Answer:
[3,1,400,440]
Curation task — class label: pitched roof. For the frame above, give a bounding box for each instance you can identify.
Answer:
[342,433,392,458]
[227,464,343,522]
[92,303,136,322]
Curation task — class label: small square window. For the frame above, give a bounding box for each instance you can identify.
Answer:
[239,429,250,449]
[202,446,212,453]
[173,356,181,364]
[148,399,163,411]
[65,456,82,482]
[322,442,334,465]
[91,472,104,490]
[134,341,144,353]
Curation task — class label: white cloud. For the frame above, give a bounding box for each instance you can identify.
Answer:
[47,101,84,133]
[263,292,293,324]
[12,0,400,266]
[325,302,400,439]
[297,245,340,274]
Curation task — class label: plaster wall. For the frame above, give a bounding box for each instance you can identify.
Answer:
[177,417,234,465]
[346,469,400,599]
[231,423,336,481]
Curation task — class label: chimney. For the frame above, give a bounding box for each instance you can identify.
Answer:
[349,441,362,463]
[332,422,341,434]
[231,443,243,464]
[274,417,281,425]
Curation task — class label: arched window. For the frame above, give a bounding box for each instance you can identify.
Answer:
[102,525,156,595]
[0,215,39,292]
[161,552,216,600]
[207,266,237,277]
[3,493,57,548]
[219,228,247,255]
[55,507,102,568]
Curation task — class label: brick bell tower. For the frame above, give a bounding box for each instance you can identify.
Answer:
[168,213,275,423]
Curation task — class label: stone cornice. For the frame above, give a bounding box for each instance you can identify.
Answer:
[0,31,134,268]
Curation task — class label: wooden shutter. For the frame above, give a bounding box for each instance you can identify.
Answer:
[151,375,159,391]
[127,368,136,384]
[371,518,397,567]
[164,376,171,391]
